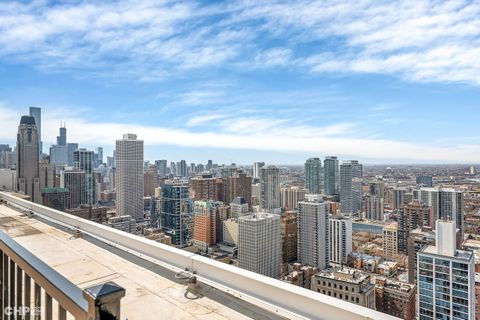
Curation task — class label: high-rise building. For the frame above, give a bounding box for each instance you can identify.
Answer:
[155,160,168,176]
[49,125,78,167]
[189,163,195,176]
[178,160,187,177]
[260,166,280,213]
[143,166,159,197]
[407,227,435,285]
[206,160,213,171]
[280,211,297,264]
[383,222,398,261]
[324,156,339,198]
[392,188,406,209]
[417,220,475,320]
[60,169,86,209]
[16,116,41,203]
[369,181,385,199]
[340,160,363,215]
[280,186,309,210]
[57,125,66,146]
[193,200,217,252]
[252,162,265,180]
[364,195,384,221]
[230,197,249,218]
[160,181,193,247]
[222,218,239,246]
[41,187,70,211]
[416,176,433,187]
[115,134,144,221]
[220,164,239,177]
[298,194,329,269]
[223,172,252,208]
[238,213,281,278]
[38,159,55,190]
[305,157,322,194]
[28,106,42,158]
[74,148,96,205]
[170,161,176,176]
[191,174,223,202]
[418,187,463,233]
[0,144,15,169]
[95,147,103,167]
[398,201,432,255]
[195,163,204,174]
[329,218,352,266]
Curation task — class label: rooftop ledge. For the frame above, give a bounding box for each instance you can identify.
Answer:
[0,191,398,320]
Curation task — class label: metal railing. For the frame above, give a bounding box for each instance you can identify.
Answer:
[0,231,125,320]
[0,192,398,320]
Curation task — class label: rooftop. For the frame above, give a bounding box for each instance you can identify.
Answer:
[422,245,474,261]
[0,204,278,320]
[315,267,370,285]
[0,192,398,320]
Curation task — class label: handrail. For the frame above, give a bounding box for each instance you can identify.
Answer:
[0,192,399,320]
[0,231,88,319]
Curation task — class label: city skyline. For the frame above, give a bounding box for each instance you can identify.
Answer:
[0,1,479,164]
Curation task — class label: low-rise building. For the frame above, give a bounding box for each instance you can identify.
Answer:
[283,264,318,289]
[375,277,416,320]
[64,205,108,223]
[311,267,375,309]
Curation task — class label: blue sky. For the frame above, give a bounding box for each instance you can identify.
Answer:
[1,0,480,164]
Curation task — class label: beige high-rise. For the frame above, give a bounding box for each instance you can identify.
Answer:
[115,133,144,221]
[16,116,41,203]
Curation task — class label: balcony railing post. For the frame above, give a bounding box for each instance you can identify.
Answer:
[83,282,125,320]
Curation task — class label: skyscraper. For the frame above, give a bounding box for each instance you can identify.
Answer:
[74,148,96,205]
[238,213,281,278]
[416,176,433,187]
[178,160,187,177]
[60,169,86,209]
[170,161,176,176]
[206,160,213,170]
[260,166,280,213]
[364,195,384,221]
[398,201,432,255]
[155,160,168,176]
[305,157,322,194]
[280,186,309,210]
[329,217,352,266]
[340,160,363,215]
[28,106,42,158]
[297,194,329,269]
[418,187,463,232]
[115,134,144,221]
[16,116,41,203]
[392,187,406,209]
[223,172,252,208]
[252,162,265,180]
[417,220,475,320]
[324,156,339,198]
[38,159,55,189]
[95,147,103,167]
[230,196,249,218]
[160,181,193,247]
[383,222,399,261]
[49,125,78,167]
[193,200,217,252]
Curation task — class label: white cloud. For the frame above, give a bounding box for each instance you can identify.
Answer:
[0,0,479,85]
[2,105,478,163]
